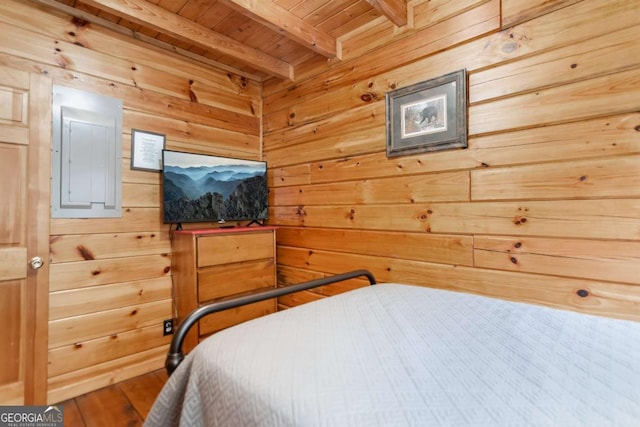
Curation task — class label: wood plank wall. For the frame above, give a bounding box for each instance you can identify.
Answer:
[0,0,637,404]
[264,0,640,320]
[0,0,261,403]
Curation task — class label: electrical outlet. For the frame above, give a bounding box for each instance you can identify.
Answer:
[163,319,174,336]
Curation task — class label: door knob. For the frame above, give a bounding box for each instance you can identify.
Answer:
[30,256,44,270]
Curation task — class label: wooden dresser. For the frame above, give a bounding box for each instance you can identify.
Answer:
[171,226,278,352]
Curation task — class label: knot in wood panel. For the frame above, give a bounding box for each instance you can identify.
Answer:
[360,92,379,102]
[513,216,527,225]
[71,17,89,28]
[577,289,590,298]
[77,245,95,260]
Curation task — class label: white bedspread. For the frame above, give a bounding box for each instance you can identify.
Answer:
[145,284,640,426]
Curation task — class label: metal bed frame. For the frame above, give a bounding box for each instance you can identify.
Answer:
[166,269,377,374]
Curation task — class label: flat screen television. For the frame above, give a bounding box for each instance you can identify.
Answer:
[162,150,268,225]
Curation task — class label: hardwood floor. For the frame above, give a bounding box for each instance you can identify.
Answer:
[57,369,168,426]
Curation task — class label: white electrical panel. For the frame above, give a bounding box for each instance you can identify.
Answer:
[51,86,122,218]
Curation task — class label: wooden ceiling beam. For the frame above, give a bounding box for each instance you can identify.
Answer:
[366,0,407,27]
[223,0,338,58]
[30,0,263,81]
[80,0,294,80]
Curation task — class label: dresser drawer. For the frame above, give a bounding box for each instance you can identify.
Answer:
[172,226,277,353]
[198,259,275,303]
[199,299,275,336]
[197,231,274,267]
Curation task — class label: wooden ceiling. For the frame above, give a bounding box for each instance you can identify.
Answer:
[36,0,408,82]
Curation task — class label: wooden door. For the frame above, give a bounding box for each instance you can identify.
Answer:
[0,66,51,404]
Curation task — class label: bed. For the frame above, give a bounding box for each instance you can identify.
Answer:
[145,270,640,426]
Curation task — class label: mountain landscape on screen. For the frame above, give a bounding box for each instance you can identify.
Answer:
[163,156,267,223]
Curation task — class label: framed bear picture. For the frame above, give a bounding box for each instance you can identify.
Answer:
[386,69,467,157]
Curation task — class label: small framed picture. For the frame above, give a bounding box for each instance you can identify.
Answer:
[386,69,467,157]
[131,129,166,171]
